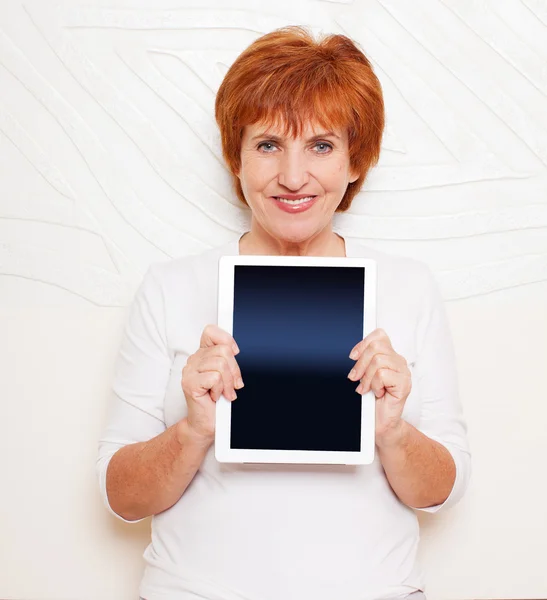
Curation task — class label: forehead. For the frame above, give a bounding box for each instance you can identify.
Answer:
[243,118,346,140]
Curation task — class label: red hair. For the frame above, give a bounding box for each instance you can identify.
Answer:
[215,26,385,211]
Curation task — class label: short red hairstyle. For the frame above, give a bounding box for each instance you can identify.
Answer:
[215,26,385,212]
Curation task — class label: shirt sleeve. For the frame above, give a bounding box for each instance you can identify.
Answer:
[410,264,472,513]
[96,263,172,523]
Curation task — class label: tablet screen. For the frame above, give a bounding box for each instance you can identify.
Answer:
[231,265,365,452]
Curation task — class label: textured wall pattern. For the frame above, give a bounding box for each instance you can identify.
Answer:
[1,0,546,306]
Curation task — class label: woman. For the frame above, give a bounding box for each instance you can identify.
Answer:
[97,26,470,600]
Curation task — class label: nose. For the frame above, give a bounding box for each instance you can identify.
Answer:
[277,148,310,191]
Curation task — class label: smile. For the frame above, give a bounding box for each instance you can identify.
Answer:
[271,195,318,213]
[275,196,316,205]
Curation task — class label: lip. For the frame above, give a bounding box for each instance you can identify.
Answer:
[270,195,318,214]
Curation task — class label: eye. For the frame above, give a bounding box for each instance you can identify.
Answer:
[257,141,278,153]
[314,142,333,154]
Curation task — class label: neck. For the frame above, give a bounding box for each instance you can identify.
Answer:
[239,221,346,257]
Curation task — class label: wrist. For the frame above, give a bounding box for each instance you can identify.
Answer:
[375,418,408,450]
[177,418,215,449]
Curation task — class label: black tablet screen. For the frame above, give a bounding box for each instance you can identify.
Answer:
[231,265,364,452]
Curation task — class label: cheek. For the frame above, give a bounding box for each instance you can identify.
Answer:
[240,158,274,193]
[241,174,264,199]
[323,161,349,188]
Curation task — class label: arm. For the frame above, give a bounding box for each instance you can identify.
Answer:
[97,266,240,523]
[349,263,471,512]
[376,420,456,509]
[97,264,185,523]
[106,418,213,522]
[386,265,471,512]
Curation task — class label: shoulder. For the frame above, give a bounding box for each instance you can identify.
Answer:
[347,239,442,354]
[346,238,434,292]
[144,238,238,292]
[130,240,238,346]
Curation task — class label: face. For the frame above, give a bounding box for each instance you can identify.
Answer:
[237,119,359,245]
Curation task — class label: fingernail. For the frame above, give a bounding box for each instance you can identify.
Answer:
[236,377,244,389]
[348,369,356,380]
[232,343,240,355]
[349,350,358,360]
[356,384,363,394]
[231,391,237,401]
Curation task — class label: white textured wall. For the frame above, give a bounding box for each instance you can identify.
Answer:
[1,0,546,598]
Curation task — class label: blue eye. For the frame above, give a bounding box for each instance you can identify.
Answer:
[315,142,332,153]
[258,142,277,152]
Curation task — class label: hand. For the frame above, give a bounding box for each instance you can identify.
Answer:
[181,324,244,442]
[347,328,412,444]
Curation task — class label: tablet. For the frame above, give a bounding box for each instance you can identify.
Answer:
[215,254,377,465]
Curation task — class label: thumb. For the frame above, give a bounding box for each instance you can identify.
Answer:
[200,324,239,354]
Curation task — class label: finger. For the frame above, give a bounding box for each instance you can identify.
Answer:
[357,367,390,397]
[189,370,224,403]
[208,372,225,403]
[370,367,400,398]
[348,347,393,382]
[353,353,392,392]
[349,328,392,361]
[356,353,408,394]
[199,345,244,389]
[360,367,406,398]
[188,369,222,400]
[200,324,239,355]
[197,356,238,400]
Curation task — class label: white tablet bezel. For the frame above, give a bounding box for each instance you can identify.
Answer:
[215,254,377,465]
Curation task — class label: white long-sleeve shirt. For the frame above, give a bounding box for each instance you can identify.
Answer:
[96,235,471,600]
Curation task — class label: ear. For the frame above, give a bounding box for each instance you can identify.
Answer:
[349,169,359,184]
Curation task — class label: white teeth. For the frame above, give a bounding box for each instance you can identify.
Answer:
[276,196,315,205]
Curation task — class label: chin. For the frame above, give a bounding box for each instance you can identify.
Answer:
[270,222,323,244]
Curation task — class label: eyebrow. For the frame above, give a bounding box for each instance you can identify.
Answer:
[250,131,341,143]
